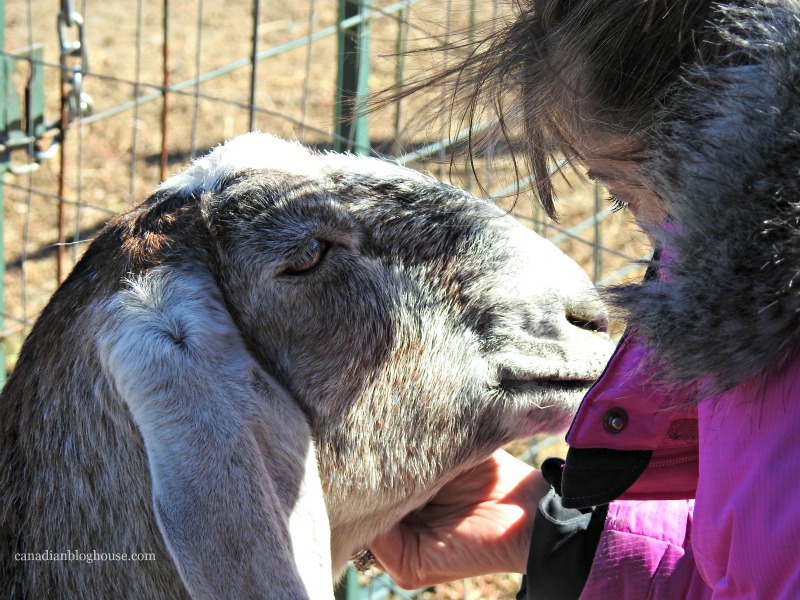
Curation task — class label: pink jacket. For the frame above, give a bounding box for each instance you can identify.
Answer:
[566,335,800,598]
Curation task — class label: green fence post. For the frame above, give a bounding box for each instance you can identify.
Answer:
[0,0,9,387]
[333,564,360,600]
[335,0,371,155]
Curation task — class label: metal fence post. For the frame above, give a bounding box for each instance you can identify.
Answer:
[335,0,371,155]
[334,0,387,563]
[333,564,360,600]
[0,0,9,386]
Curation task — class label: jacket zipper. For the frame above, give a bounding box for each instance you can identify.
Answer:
[648,454,698,468]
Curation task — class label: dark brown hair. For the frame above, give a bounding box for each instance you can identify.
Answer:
[384,0,718,217]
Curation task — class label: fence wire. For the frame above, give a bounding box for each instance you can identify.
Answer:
[2,2,650,598]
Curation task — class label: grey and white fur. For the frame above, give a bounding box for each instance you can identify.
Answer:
[0,133,612,599]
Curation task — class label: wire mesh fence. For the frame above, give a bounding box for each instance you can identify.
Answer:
[2,1,650,598]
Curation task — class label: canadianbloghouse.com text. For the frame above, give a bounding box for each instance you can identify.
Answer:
[14,550,156,564]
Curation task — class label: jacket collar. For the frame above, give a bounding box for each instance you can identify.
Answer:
[604,3,800,392]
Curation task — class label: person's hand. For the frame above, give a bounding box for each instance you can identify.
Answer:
[369,449,551,589]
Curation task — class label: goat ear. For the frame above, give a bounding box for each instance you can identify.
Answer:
[95,268,332,600]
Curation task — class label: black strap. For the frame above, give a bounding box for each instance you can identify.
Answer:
[517,460,608,600]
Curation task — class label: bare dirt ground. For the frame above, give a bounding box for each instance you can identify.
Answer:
[4,2,649,598]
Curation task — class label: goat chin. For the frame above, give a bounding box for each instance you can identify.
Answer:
[0,133,612,599]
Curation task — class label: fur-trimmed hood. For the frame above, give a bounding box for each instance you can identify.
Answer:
[610,0,800,391]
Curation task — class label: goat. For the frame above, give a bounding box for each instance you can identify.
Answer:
[0,133,612,599]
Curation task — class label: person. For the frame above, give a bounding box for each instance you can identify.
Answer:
[370,1,800,597]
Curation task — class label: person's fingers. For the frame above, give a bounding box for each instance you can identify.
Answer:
[369,522,404,564]
[370,523,436,589]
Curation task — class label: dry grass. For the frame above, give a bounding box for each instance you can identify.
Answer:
[4,2,648,598]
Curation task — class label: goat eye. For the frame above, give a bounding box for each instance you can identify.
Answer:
[284,239,330,275]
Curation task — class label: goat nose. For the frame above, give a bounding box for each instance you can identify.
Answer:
[565,306,609,334]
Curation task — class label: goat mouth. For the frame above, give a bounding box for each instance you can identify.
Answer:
[495,355,604,390]
[499,378,594,394]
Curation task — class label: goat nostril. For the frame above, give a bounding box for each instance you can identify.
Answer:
[566,312,608,334]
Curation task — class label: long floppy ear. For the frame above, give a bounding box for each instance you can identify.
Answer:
[95,266,332,600]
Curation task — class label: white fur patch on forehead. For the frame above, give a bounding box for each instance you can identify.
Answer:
[157,131,429,195]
